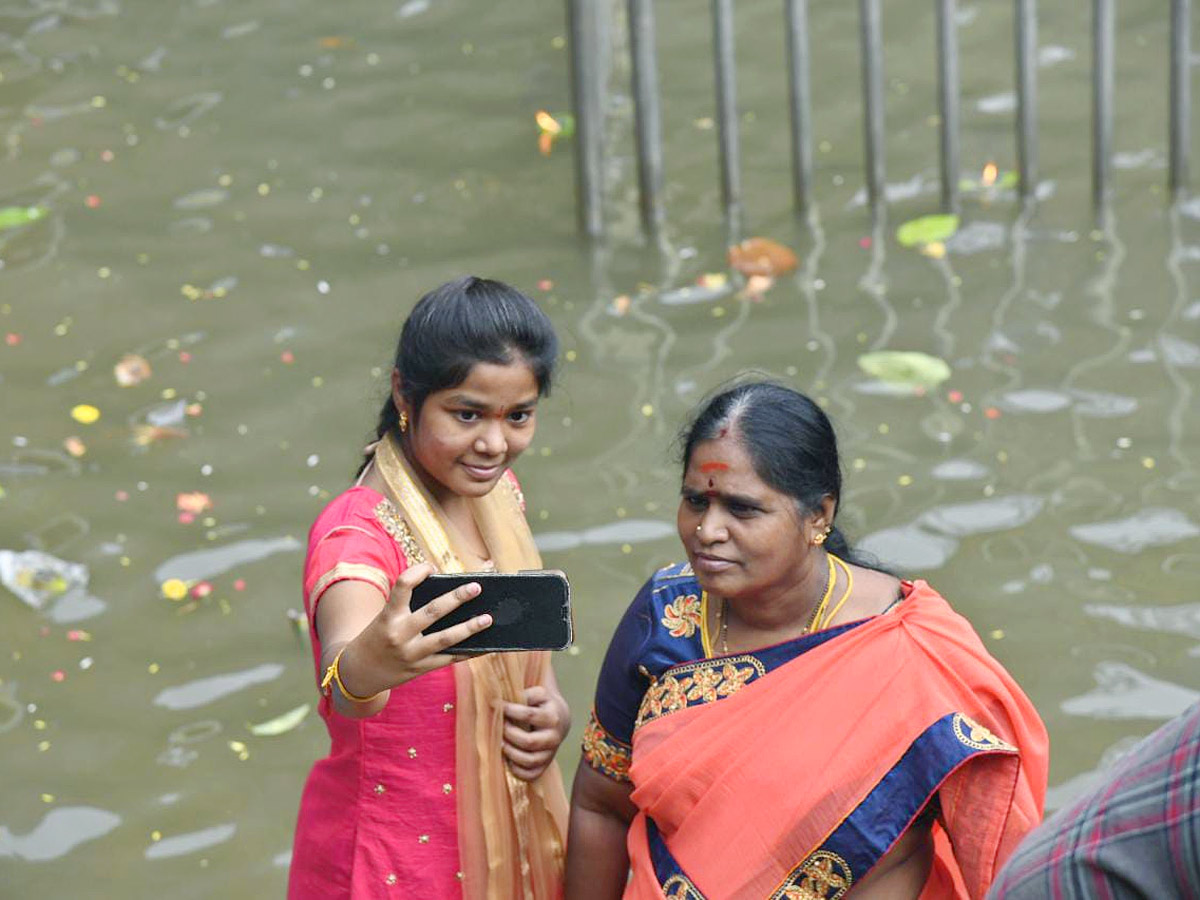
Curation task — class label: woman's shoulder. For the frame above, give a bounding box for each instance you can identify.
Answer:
[308,485,388,540]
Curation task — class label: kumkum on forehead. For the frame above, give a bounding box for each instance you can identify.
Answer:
[699,461,730,473]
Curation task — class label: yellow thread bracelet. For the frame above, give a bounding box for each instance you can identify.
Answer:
[320,647,383,704]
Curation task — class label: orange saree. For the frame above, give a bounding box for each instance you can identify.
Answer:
[582,568,1048,900]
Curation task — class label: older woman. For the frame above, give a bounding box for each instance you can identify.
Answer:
[565,382,1048,900]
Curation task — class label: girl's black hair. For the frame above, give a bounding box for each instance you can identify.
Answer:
[359,276,558,475]
[680,380,866,564]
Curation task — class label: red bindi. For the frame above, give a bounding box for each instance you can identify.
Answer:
[699,462,729,473]
[707,478,715,488]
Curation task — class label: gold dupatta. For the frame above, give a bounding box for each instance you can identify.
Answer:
[374,435,568,899]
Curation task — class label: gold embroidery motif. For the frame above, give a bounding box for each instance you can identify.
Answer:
[581,711,631,782]
[952,713,1016,752]
[771,851,853,900]
[662,874,706,899]
[635,657,765,729]
[661,593,702,638]
[373,499,426,565]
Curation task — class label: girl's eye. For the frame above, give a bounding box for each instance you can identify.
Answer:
[507,410,532,425]
[455,410,481,423]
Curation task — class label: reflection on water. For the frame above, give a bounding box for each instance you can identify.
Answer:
[143,823,236,860]
[1061,662,1200,720]
[1070,508,1200,554]
[2,0,1200,892]
[152,663,284,711]
[0,807,121,862]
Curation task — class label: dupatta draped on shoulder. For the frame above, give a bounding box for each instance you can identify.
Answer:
[622,580,1047,900]
[373,435,568,900]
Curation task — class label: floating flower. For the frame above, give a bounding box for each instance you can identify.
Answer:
[727,237,798,277]
[63,436,86,457]
[535,110,575,156]
[176,491,212,514]
[114,353,152,387]
[70,404,100,425]
[161,578,189,601]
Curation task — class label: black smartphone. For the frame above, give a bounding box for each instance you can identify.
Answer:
[407,570,573,653]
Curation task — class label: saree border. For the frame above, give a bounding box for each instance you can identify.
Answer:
[646,711,1018,899]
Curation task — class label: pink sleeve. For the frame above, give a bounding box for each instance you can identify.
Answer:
[303,523,402,630]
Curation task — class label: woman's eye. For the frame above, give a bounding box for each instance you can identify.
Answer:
[729,504,758,518]
[684,494,707,510]
[455,410,481,423]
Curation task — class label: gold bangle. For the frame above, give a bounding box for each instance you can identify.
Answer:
[320,647,383,704]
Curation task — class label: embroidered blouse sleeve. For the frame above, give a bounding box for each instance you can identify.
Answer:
[581,578,655,783]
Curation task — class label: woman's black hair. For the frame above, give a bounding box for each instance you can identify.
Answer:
[680,380,863,563]
[358,276,558,475]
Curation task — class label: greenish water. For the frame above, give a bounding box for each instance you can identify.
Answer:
[2,1,1199,895]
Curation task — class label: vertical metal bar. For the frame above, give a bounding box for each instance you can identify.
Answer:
[628,0,665,233]
[1092,0,1114,219]
[858,0,886,212]
[935,0,960,213]
[566,0,604,237]
[712,0,741,218]
[784,0,814,214]
[1170,0,1191,194]
[1015,0,1038,201]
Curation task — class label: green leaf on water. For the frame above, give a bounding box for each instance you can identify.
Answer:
[858,350,952,389]
[896,214,959,248]
[248,702,310,736]
[997,170,1019,189]
[0,206,48,232]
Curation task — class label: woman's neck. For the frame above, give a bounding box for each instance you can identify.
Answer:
[722,554,832,636]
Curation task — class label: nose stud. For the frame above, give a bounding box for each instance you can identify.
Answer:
[696,524,702,533]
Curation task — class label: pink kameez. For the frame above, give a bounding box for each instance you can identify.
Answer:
[289,485,462,898]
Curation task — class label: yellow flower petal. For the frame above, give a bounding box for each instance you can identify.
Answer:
[161,579,189,601]
[70,404,101,425]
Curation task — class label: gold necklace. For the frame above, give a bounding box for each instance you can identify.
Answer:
[718,554,837,654]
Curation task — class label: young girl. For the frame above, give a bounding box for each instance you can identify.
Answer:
[289,277,570,899]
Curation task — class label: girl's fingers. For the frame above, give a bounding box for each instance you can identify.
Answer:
[414,611,492,656]
[503,701,553,730]
[501,742,551,769]
[520,685,550,706]
[388,563,435,604]
[502,722,556,751]
[402,581,484,644]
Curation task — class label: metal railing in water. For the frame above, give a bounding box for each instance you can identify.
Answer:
[566,0,1193,237]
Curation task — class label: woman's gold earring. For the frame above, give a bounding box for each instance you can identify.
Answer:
[398,411,408,433]
[812,527,829,547]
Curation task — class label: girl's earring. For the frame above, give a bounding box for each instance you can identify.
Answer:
[398,411,408,433]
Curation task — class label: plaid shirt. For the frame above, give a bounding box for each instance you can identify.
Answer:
[988,701,1200,899]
